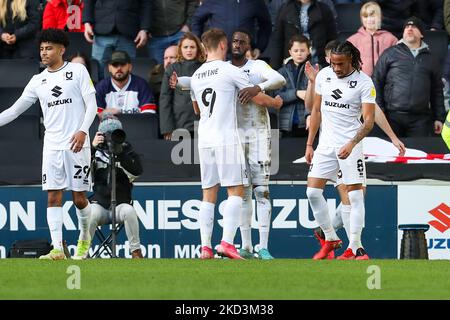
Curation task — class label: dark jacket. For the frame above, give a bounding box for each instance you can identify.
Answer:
[275,59,309,131]
[82,0,151,39]
[270,0,337,69]
[0,0,41,59]
[90,142,143,209]
[159,60,202,134]
[191,0,271,52]
[414,0,444,30]
[372,42,446,122]
[150,0,198,37]
[148,63,164,106]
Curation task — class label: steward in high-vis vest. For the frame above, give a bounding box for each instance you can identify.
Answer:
[442,110,450,150]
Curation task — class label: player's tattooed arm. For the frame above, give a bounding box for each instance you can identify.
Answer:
[339,103,375,159]
[351,102,375,145]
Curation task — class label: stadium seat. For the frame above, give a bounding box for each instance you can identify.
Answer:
[136,45,150,58]
[423,30,449,66]
[337,31,354,42]
[335,3,362,33]
[0,88,41,116]
[0,59,40,88]
[89,115,101,139]
[118,113,160,140]
[0,114,41,140]
[89,113,160,141]
[131,57,157,81]
[65,32,92,58]
[90,58,100,84]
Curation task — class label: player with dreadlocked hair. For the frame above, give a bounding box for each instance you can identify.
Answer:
[331,41,363,72]
[305,40,376,260]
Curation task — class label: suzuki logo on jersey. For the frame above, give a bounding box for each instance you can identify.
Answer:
[51,86,63,97]
[48,98,73,108]
[331,89,342,100]
[324,100,349,109]
[428,203,450,233]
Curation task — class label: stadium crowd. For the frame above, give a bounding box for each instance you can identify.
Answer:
[0,0,448,139]
[0,0,449,260]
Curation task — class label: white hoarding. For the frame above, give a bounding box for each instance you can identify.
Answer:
[398,186,450,260]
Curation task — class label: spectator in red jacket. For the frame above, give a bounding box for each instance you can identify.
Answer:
[42,0,84,32]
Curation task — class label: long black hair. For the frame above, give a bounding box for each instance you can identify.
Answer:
[331,41,362,71]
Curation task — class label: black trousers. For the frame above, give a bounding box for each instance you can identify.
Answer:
[386,112,433,137]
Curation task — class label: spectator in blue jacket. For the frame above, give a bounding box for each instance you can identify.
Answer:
[275,34,311,137]
[191,0,271,59]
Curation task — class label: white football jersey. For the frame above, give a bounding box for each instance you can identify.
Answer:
[21,62,95,150]
[235,59,281,142]
[315,67,376,147]
[190,60,253,148]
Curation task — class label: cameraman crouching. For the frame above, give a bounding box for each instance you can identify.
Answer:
[89,115,144,258]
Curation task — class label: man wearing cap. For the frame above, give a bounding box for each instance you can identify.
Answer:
[88,115,145,259]
[372,16,447,137]
[95,50,157,119]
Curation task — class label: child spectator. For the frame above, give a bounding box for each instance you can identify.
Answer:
[275,34,311,137]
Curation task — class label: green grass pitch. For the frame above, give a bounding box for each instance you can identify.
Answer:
[0,259,449,300]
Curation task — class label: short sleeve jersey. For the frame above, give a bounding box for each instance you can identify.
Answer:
[190,60,253,148]
[95,74,157,114]
[21,62,96,150]
[315,67,376,147]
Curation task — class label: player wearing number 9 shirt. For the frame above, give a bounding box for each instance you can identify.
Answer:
[0,29,98,260]
[189,28,282,259]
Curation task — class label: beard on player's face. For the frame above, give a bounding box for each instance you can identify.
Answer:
[232,50,246,60]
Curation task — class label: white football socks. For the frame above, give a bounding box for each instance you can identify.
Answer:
[340,204,352,242]
[239,186,253,251]
[47,207,63,251]
[348,189,365,252]
[222,196,243,244]
[199,201,215,248]
[307,187,339,241]
[254,186,271,249]
[76,202,92,241]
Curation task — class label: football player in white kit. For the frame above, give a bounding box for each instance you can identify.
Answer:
[230,30,286,260]
[305,41,376,260]
[0,29,98,260]
[190,28,283,259]
[304,49,406,260]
